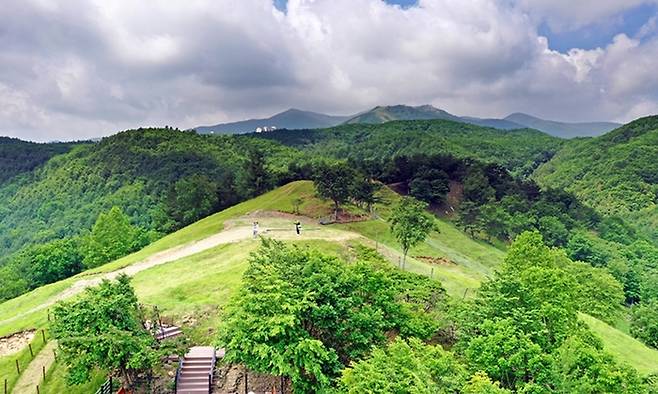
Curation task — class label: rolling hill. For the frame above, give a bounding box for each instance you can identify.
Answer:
[534,115,658,240]
[0,137,78,184]
[257,118,563,173]
[195,108,351,134]
[505,113,621,139]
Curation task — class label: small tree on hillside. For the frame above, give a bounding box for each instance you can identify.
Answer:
[82,206,143,268]
[389,197,437,269]
[351,177,381,215]
[313,161,356,220]
[51,275,158,388]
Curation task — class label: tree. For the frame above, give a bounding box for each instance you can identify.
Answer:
[245,148,271,196]
[551,330,646,393]
[464,318,552,391]
[340,338,466,393]
[408,167,450,204]
[219,240,413,392]
[630,301,658,349]
[167,174,219,227]
[51,275,158,388]
[20,238,83,287]
[389,197,437,269]
[351,177,381,214]
[462,372,511,394]
[313,161,356,220]
[81,207,144,268]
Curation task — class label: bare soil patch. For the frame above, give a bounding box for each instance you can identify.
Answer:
[415,255,456,266]
[0,330,35,357]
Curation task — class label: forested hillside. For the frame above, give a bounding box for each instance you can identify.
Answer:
[257,119,563,174]
[0,128,300,300]
[535,116,658,239]
[0,137,77,184]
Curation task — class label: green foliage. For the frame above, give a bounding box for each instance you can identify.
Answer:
[81,207,146,268]
[535,116,658,241]
[219,240,446,392]
[551,330,646,393]
[50,275,158,387]
[389,197,437,267]
[630,301,658,349]
[409,167,450,204]
[457,232,633,391]
[462,372,511,394]
[0,137,75,183]
[260,119,563,173]
[464,318,552,390]
[166,174,220,228]
[340,338,466,393]
[313,161,357,218]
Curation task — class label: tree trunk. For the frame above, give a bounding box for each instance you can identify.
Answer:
[402,249,408,270]
[334,201,339,221]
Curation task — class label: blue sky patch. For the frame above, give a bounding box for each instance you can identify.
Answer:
[540,3,658,52]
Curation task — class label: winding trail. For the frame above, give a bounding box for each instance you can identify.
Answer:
[0,219,360,328]
[12,341,57,394]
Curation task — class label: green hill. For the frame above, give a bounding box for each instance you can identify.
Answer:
[535,116,658,239]
[259,118,562,173]
[2,181,657,394]
[0,137,77,184]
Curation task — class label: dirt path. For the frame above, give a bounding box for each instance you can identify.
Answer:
[0,217,360,327]
[12,341,56,394]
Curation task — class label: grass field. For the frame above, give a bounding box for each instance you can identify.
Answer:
[2,180,658,392]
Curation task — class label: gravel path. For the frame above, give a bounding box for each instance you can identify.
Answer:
[0,219,360,328]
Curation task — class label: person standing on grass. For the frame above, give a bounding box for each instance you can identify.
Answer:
[295,221,302,235]
[253,221,259,238]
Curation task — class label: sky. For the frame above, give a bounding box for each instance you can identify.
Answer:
[1,0,658,141]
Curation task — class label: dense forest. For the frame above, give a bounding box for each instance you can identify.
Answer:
[256,119,564,176]
[535,115,658,241]
[0,137,77,184]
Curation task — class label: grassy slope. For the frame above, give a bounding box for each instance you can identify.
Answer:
[2,180,657,390]
[581,313,658,375]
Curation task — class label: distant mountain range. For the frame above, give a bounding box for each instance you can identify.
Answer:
[194,108,351,134]
[194,105,621,138]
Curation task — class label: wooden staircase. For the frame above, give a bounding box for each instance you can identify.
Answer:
[176,346,216,394]
[155,324,183,341]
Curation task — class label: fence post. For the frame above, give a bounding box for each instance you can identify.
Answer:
[42,365,46,381]
[41,329,46,344]
[4,378,7,394]
[52,349,57,361]
[15,360,20,374]
[36,385,40,394]
[431,267,434,279]
[29,344,34,358]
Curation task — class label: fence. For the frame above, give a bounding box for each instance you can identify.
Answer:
[95,377,113,394]
[2,328,50,394]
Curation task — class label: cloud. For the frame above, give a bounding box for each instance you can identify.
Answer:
[514,0,658,31]
[0,0,657,141]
